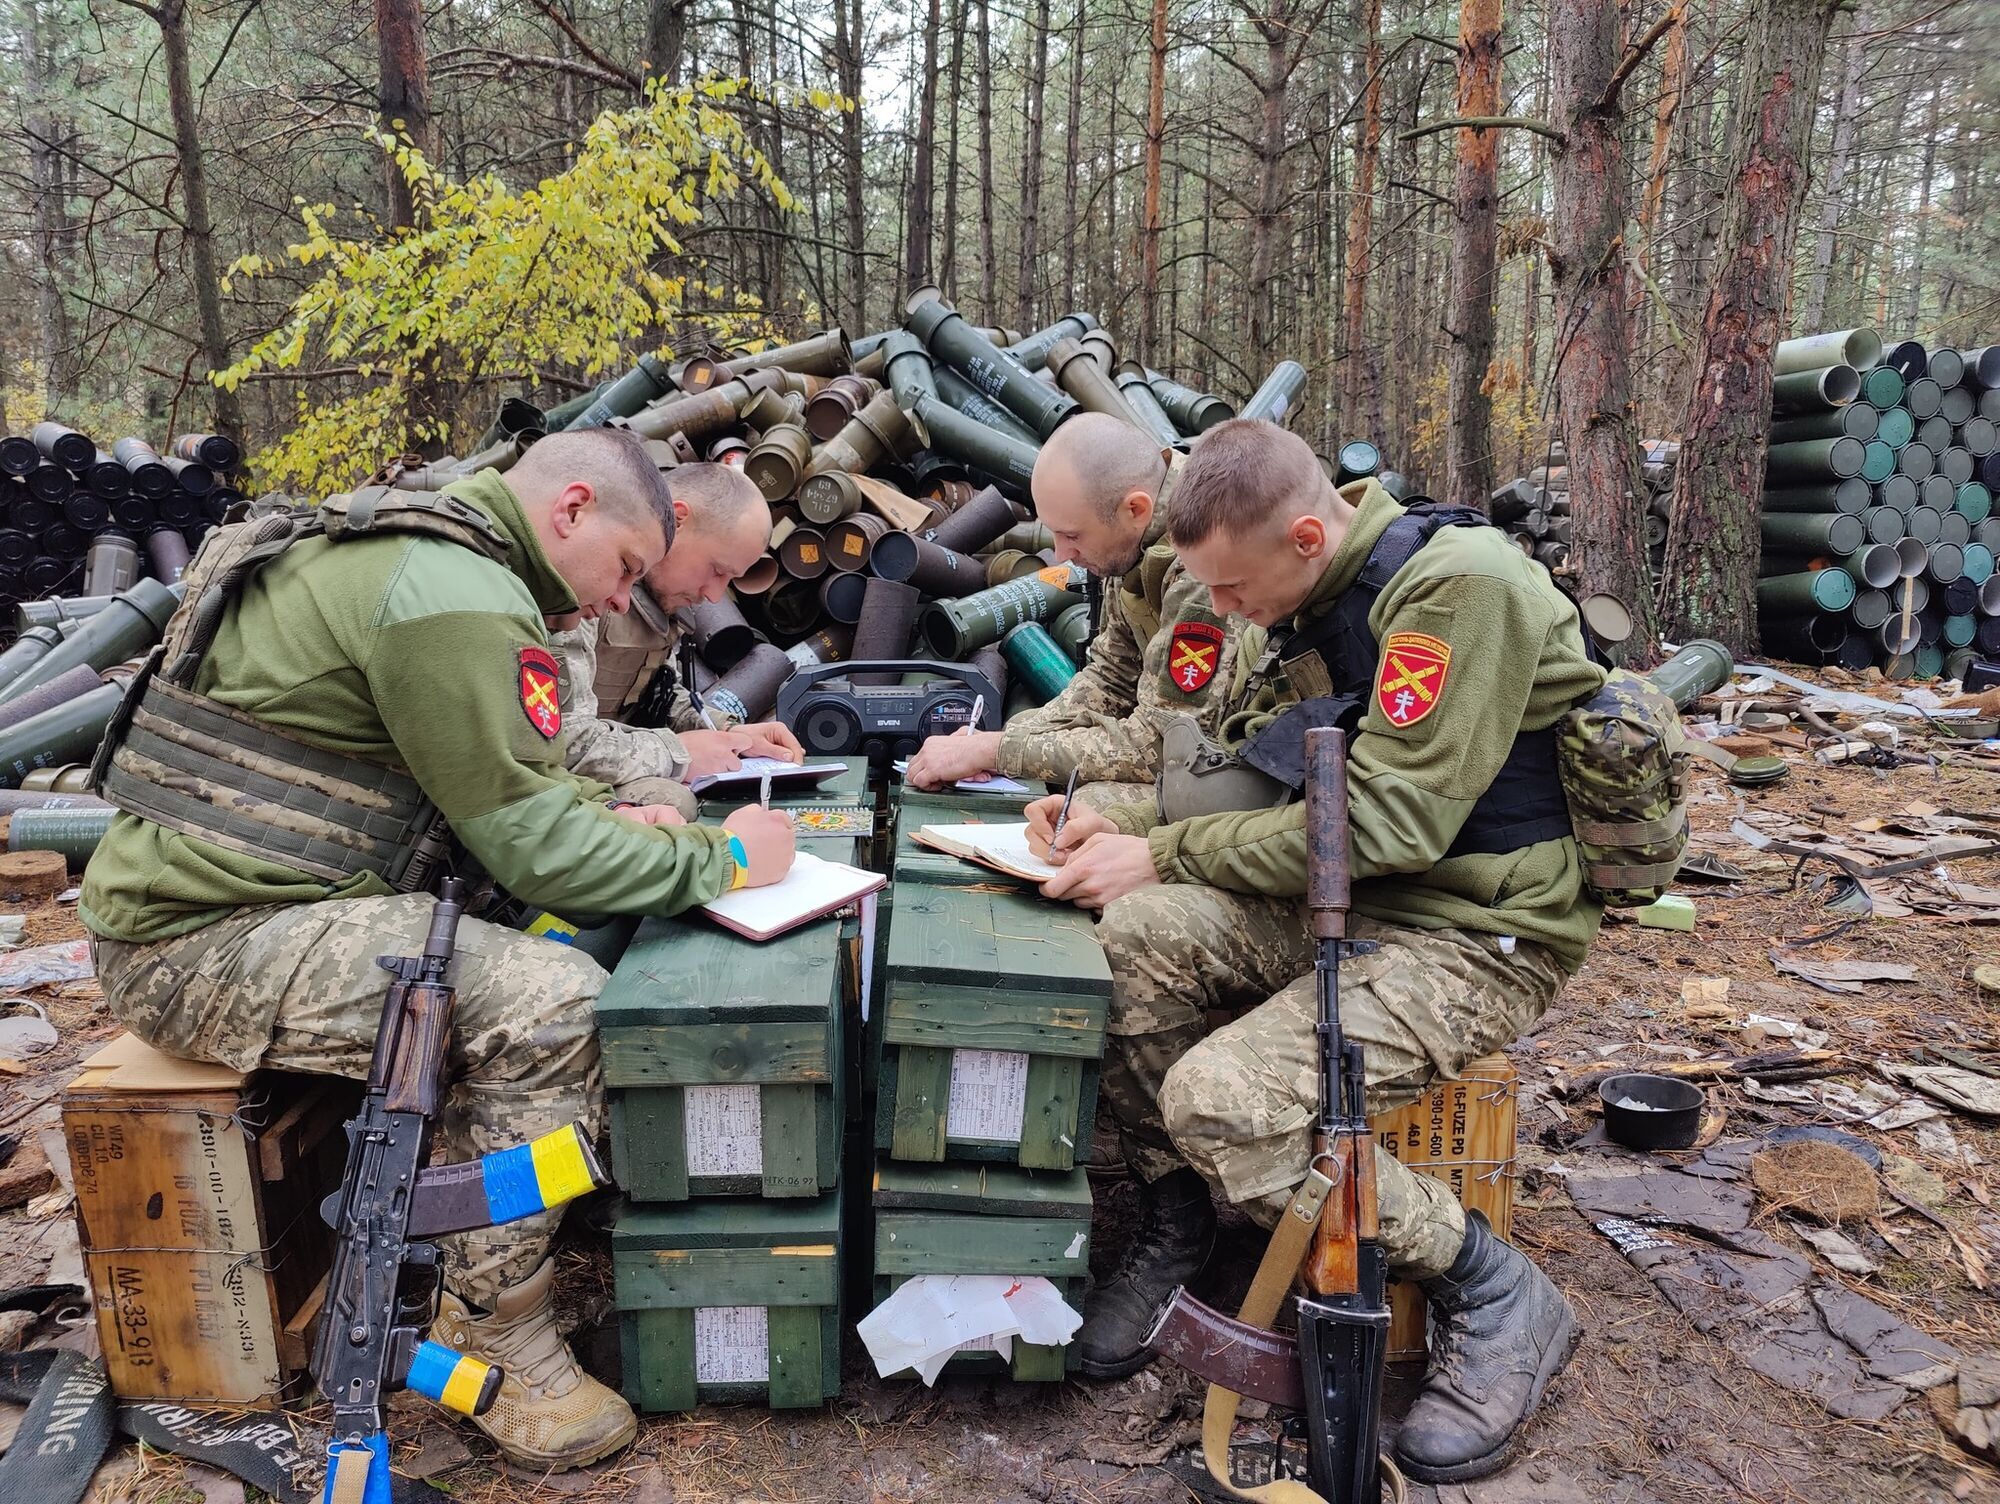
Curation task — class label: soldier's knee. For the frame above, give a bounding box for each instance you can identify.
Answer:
[1097,887,1174,961]
[1158,1038,1254,1150]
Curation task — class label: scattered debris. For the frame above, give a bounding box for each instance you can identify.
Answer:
[1793,1223,1883,1276]
[1749,1139,1878,1224]
[1770,951,1918,994]
[1883,1063,2000,1118]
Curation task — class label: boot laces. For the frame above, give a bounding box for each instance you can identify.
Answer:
[476,1300,576,1393]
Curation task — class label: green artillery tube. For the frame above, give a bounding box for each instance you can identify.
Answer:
[1001,621,1079,700]
[1147,371,1235,435]
[932,368,1044,446]
[0,578,180,705]
[1763,478,1870,514]
[1761,512,1866,555]
[1049,601,1094,663]
[910,396,1041,491]
[907,299,1077,439]
[1005,314,1099,373]
[1773,328,1882,376]
[1757,568,1857,614]
[1770,405,1878,444]
[1766,436,1867,482]
[716,329,853,380]
[1760,613,1850,662]
[919,573,1087,657]
[561,354,674,430]
[625,380,753,444]
[1770,364,1860,414]
[1238,361,1309,425]
[0,627,73,699]
[1642,639,1734,709]
[1337,441,1382,482]
[882,331,939,409]
[1838,543,1901,588]
[1047,338,1150,430]
[0,681,123,788]
[7,805,114,865]
[1860,366,1906,410]
[1112,363,1184,447]
[1875,406,1915,448]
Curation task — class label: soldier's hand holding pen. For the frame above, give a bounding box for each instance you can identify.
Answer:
[1025,795,1114,863]
[722,804,796,887]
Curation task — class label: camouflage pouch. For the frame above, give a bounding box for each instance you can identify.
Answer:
[1556,669,1688,905]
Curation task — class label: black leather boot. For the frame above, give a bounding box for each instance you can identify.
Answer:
[1393,1212,1580,1483]
[1077,1168,1217,1378]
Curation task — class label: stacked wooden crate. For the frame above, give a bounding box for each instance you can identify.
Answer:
[599,756,873,1412]
[867,786,1105,1378]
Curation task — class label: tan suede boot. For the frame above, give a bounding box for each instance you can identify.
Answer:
[431,1259,636,1471]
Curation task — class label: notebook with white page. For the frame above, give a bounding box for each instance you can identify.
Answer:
[699,850,886,941]
[911,822,1062,885]
[689,758,846,796]
[890,761,1031,795]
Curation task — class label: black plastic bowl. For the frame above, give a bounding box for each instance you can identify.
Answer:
[1600,1072,1705,1151]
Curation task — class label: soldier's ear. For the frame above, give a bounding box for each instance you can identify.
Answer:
[1289,513,1327,557]
[550,480,595,538]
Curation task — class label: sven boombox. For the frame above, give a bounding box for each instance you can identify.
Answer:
[774,660,1004,764]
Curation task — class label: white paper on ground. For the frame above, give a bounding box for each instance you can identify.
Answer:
[947,1049,1029,1143]
[856,1275,1083,1385]
[694,1305,769,1383]
[684,1084,763,1177]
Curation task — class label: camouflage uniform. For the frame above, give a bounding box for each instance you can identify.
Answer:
[1092,480,1606,1278]
[94,895,604,1305]
[996,470,1248,795]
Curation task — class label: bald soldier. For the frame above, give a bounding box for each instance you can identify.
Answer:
[1026,421,1601,1482]
[553,462,802,815]
[905,412,1244,809]
[81,430,797,1472]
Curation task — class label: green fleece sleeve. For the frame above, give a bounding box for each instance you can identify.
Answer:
[365,608,733,914]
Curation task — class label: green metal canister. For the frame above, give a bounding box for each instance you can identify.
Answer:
[1146,371,1234,435]
[1238,361,1309,426]
[1,578,180,704]
[1642,639,1735,709]
[1770,364,1860,414]
[1001,622,1079,700]
[7,805,114,865]
[1859,366,1906,410]
[919,572,1087,658]
[1004,314,1099,373]
[1766,436,1867,483]
[0,681,123,788]
[907,299,1077,439]
[1773,328,1882,376]
[1757,568,1857,615]
[1049,601,1094,663]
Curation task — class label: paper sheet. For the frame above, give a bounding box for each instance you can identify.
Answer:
[947,1049,1029,1143]
[699,851,885,940]
[694,1305,770,1384]
[916,823,1062,882]
[891,761,1031,795]
[856,1276,1082,1384]
[689,758,845,794]
[684,1084,763,1177]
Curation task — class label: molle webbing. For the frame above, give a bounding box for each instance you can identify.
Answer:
[100,678,434,886]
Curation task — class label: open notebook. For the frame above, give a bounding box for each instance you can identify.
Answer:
[699,850,886,941]
[689,758,847,796]
[911,822,1062,885]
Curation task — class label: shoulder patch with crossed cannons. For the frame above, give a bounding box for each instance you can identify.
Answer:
[518,646,563,738]
[1374,630,1451,728]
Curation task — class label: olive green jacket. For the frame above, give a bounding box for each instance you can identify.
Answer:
[81,470,735,944]
[1104,482,1607,970]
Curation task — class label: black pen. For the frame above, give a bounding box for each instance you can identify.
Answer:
[1049,767,1080,860]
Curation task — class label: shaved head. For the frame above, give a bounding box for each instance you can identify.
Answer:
[508,427,676,547]
[1037,412,1171,520]
[668,462,766,537]
[645,462,773,610]
[506,427,676,620]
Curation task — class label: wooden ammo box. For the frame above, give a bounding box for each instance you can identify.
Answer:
[877,794,1109,1172]
[871,1159,1092,1380]
[614,1189,842,1411]
[62,1034,353,1404]
[1371,1054,1519,1360]
[598,835,862,1201]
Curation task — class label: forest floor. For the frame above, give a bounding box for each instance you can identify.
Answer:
[3,674,1998,1504]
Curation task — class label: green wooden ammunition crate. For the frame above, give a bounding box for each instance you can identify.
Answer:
[614,1190,842,1411]
[875,874,1108,1171]
[598,839,862,1200]
[871,1159,1091,1379]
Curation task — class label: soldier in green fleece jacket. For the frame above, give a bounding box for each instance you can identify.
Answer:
[1023,420,1602,1483]
[81,429,796,1473]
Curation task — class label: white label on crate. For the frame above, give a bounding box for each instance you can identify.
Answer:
[694,1305,769,1384]
[684,1085,763,1178]
[947,1049,1029,1143]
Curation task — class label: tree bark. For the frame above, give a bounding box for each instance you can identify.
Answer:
[1140,0,1168,364]
[1903,86,1939,334]
[157,0,244,443]
[1443,0,1502,510]
[1800,1,1871,334]
[1060,0,1085,307]
[373,0,434,231]
[644,0,691,85]
[22,0,78,402]
[1338,0,1383,427]
[905,0,942,293]
[1550,0,1657,661]
[833,0,867,331]
[1016,0,1052,328]
[940,0,967,300]
[1660,0,1842,651]
[976,0,998,314]
[1244,0,1294,369]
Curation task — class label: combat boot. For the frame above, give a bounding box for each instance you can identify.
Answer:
[1077,1168,1216,1378]
[1393,1212,1579,1483]
[431,1259,637,1471]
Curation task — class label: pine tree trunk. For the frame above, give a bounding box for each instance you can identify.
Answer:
[905,0,942,293]
[940,1,967,301]
[1443,0,1502,510]
[1061,0,1085,307]
[158,0,244,443]
[1140,0,1168,363]
[1800,1,1871,334]
[834,0,867,331]
[644,0,690,84]
[1550,0,1657,661]
[1245,0,1293,369]
[1660,0,1842,650]
[22,0,78,402]
[373,0,434,231]
[1904,87,1939,333]
[1016,0,1052,328]
[976,0,999,314]
[1338,0,1383,426]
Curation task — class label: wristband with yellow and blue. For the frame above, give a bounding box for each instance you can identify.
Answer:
[726,833,750,889]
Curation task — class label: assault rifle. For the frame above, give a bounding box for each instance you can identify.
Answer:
[1146,727,1391,1502]
[316,879,609,1504]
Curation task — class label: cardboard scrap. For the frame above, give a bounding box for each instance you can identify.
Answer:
[1769,952,1916,994]
[1882,1064,2000,1118]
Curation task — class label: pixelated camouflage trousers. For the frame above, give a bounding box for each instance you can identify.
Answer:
[1093,886,1569,1278]
[92,895,607,1306]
